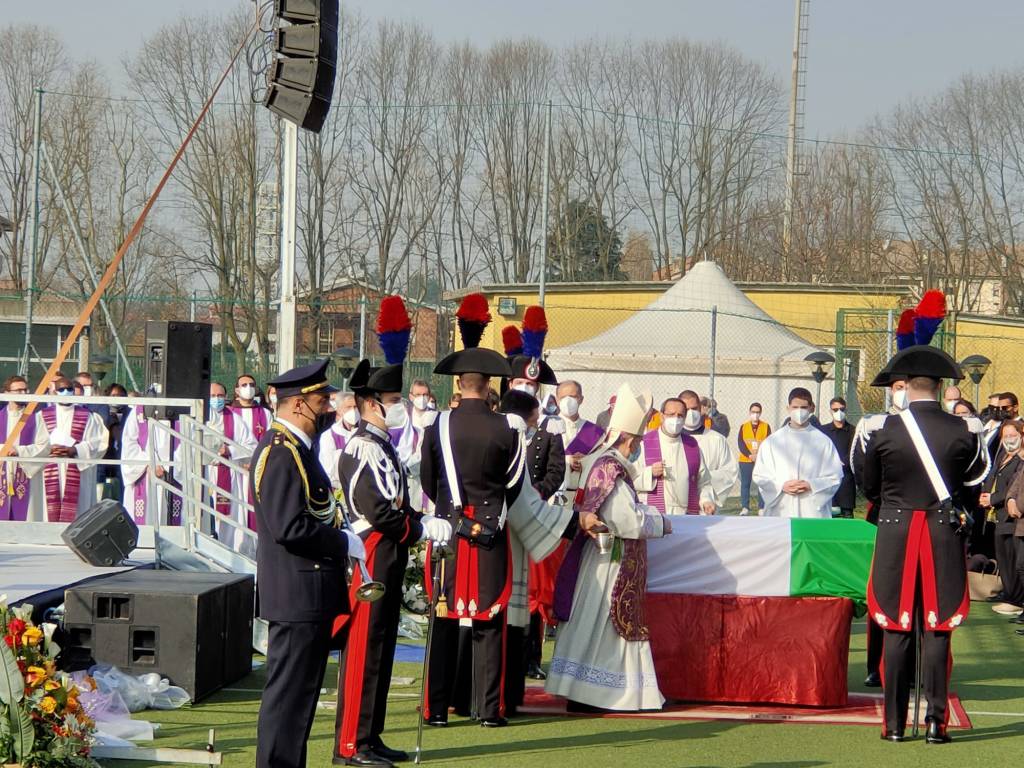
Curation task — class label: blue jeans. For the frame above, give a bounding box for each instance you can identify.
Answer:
[739,461,763,511]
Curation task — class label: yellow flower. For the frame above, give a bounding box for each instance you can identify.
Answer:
[39,696,57,714]
[21,626,43,646]
[25,666,47,688]
[44,679,60,691]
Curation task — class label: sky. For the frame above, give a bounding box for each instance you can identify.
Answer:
[7,0,1024,138]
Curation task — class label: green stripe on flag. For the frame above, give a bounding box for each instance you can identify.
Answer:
[788,518,876,602]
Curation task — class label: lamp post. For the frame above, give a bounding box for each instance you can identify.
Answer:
[960,354,991,406]
[332,346,359,392]
[804,351,836,419]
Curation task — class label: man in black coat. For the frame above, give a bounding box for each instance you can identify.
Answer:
[333,359,451,767]
[252,360,365,768]
[818,396,856,518]
[862,346,987,743]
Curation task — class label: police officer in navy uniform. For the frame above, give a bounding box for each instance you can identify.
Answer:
[862,346,987,743]
[333,355,452,766]
[252,359,366,768]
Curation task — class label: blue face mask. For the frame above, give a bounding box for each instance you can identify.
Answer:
[627,443,642,463]
[210,396,226,413]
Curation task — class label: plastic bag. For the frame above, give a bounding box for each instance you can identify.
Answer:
[89,665,190,712]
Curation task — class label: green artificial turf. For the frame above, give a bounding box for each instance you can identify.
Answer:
[110,605,1024,768]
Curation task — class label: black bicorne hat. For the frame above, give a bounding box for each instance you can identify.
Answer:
[872,344,962,387]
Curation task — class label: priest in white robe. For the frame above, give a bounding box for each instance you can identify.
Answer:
[556,380,606,494]
[753,387,843,519]
[680,389,739,502]
[318,391,359,490]
[0,375,47,521]
[120,405,174,526]
[547,382,670,712]
[32,377,108,523]
[633,397,717,515]
[203,383,256,551]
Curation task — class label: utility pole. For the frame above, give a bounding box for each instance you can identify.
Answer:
[22,87,43,376]
[782,0,809,259]
[538,101,552,307]
[277,120,297,373]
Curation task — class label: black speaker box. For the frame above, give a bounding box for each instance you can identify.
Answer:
[61,499,138,566]
[144,321,212,419]
[63,571,255,702]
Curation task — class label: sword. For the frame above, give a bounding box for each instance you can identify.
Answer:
[335,490,385,603]
[415,544,448,765]
[912,620,923,738]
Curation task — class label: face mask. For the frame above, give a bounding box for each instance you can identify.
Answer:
[514,383,538,397]
[943,400,957,413]
[269,393,278,406]
[627,441,642,463]
[342,408,360,428]
[412,395,430,411]
[1004,437,1022,453]
[209,396,226,413]
[427,401,438,412]
[239,384,256,400]
[832,409,846,423]
[892,389,908,411]
[790,408,810,426]
[81,386,93,398]
[384,401,408,429]
[749,412,760,423]
[683,409,703,430]
[662,416,684,437]
[559,396,580,418]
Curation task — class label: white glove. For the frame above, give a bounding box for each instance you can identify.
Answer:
[344,531,366,561]
[420,514,453,546]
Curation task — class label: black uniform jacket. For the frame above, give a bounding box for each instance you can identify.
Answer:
[529,421,566,501]
[420,398,524,618]
[251,423,351,623]
[863,401,982,633]
[818,420,856,509]
[988,453,1023,532]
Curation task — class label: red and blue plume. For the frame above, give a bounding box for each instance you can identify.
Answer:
[456,293,491,349]
[521,305,548,360]
[914,290,946,346]
[502,325,523,356]
[895,309,916,351]
[375,295,412,365]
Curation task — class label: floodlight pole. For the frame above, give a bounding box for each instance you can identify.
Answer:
[22,87,43,376]
[538,101,552,307]
[277,119,298,373]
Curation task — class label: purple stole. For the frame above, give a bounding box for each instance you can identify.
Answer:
[564,420,605,455]
[642,429,701,514]
[133,411,182,526]
[215,410,236,519]
[0,409,36,521]
[332,428,348,451]
[230,405,269,440]
[41,406,89,523]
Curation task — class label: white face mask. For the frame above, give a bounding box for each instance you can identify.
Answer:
[239,384,256,401]
[81,385,93,398]
[683,409,703,430]
[342,408,360,428]
[269,393,278,407]
[384,400,408,429]
[1003,437,1022,453]
[832,409,846,423]
[892,389,908,411]
[790,407,810,426]
[513,382,538,396]
[412,395,430,411]
[559,396,580,419]
[662,415,684,437]
[943,400,957,413]
[749,412,760,423]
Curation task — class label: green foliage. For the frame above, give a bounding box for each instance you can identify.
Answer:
[0,641,24,705]
[547,200,625,282]
[10,704,35,761]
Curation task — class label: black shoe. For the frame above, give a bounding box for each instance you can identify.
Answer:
[925,719,952,744]
[864,672,881,688]
[425,714,448,728]
[1015,628,1024,637]
[526,662,547,680]
[480,717,508,728]
[566,700,607,714]
[880,731,905,743]
[1011,615,1024,624]
[988,593,1008,603]
[370,742,409,763]
[345,750,393,767]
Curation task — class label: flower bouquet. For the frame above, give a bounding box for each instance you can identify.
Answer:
[0,601,96,767]
[403,543,429,615]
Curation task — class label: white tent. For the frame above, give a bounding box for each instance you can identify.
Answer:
[545,261,831,429]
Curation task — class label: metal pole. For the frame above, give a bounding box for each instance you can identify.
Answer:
[190,290,197,322]
[41,143,139,391]
[277,119,298,373]
[782,0,803,259]
[358,295,367,360]
[708,306,718,399]
[884,308,894,411]
[538,101,552,307]
[22,87,43,376]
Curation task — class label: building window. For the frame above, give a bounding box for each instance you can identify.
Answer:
[316,320,335,356]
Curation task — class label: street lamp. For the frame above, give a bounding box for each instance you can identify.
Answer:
[960,354,991,406]
[332,345,359,392]
[89,353,115,383]
[804,350,836,418]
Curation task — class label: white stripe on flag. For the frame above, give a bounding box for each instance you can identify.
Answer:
[646,516,792,596]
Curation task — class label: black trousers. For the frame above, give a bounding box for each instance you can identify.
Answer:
[257,620,333,768]
[882,620,952,733]
[427,615,506,720]
[995,529,1022,605]
[1015,536,1024,603]
[866,617,883,677]
[334,552,405,757]
[525,611,544,667]
[504,625,525,715]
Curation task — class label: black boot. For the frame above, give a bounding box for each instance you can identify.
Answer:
[864,672,881,688]
[925,719,952,744]
[526,662,547,680]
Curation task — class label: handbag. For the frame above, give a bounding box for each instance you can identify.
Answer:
[898,409,972,534]
[439,412,498,550]
[968,560,1003,602]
